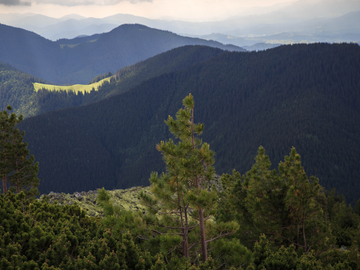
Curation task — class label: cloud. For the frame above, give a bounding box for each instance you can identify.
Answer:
[28,0,152,6]
[0,0,31,5]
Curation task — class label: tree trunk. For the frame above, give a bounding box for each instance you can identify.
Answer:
[183,206,189,258]
[191,102,207,261]
[198,207,207,262]
[183,233,189,258]
[297,224,300,249]
[2,176,7,194]
[303,214,307,253]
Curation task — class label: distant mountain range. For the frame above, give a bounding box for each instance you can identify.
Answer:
[0,23,244,85]
[1,0,359,46]
[16,43,360,205]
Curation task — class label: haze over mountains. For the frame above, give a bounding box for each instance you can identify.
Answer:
[0,23,243,85]
[1,0,359,47]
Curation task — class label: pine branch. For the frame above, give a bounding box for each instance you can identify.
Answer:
[205,231,235,244]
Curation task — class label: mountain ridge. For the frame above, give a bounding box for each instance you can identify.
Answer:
[0,23,244,85]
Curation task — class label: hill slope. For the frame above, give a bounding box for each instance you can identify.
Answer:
[0,23,244,85]
[18,43,360,204]
[2,46,224,118]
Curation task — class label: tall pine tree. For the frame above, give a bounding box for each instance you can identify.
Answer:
[140,94,238,262]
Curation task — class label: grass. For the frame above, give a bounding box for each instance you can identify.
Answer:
[40,186,151,217]
[33,77,112,94]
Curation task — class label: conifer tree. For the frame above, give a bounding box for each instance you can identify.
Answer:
[141,94,238,262]
[280,147,330,253]
[0,105,39,197]
[218,146,332,253]
[218,146,288,248]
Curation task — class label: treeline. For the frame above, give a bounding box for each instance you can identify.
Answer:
[88,71,113,84]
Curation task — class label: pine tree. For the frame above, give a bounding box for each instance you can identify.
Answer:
[0,105,39,197]
[141,94,238,262]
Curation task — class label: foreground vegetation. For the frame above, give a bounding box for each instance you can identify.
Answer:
[0,191,172,270]
[2,94,360,269]
[2,184,360,269]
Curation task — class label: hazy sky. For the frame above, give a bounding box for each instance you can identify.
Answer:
[0,0,296,21]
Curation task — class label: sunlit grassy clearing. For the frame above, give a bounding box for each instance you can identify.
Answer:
[33,77,112,94]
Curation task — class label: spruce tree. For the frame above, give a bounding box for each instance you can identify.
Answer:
[0,105,39,197]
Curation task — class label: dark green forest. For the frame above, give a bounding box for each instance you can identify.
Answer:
[0,23,243,85]
[17,43,360,205]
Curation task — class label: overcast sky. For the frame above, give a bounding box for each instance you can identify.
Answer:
[0,0,297,21]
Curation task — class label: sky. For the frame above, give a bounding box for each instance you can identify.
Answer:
[0,0,296,21]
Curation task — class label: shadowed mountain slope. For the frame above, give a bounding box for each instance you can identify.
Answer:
[18,43,360,204]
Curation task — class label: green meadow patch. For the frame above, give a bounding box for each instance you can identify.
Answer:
[33,77,112,94]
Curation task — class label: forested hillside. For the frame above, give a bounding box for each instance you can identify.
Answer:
[1,46,225,118]
[0,23,244,85]
[34,46,225,113]
[18,43,360,204]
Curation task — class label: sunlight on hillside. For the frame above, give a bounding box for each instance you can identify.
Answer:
[33,77,112,94]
